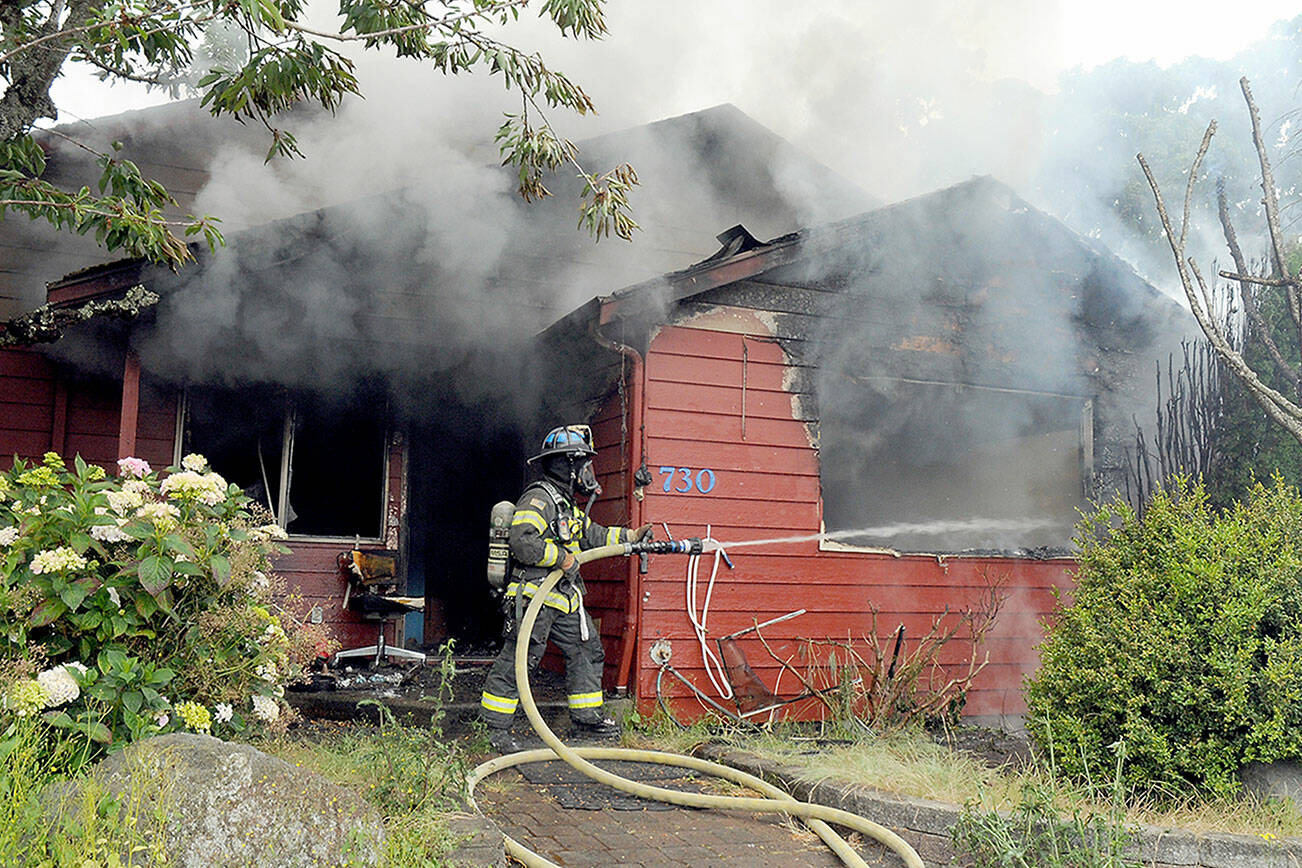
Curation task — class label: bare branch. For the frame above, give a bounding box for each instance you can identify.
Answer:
[1180,121,1217,250]
[1242,77,1292,281]
[1139,140,1302,443]
[1216,271,1295,287]
[1217,185,1299,390]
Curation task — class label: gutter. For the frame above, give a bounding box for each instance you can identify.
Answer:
[587,315,646,696]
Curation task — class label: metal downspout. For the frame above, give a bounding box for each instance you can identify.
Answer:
[588,320,646,695]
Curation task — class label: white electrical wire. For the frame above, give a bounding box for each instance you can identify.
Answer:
[685,525,733,699]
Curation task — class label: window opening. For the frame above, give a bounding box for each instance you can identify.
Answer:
[179,386,387,540]
[819,375,1091,552]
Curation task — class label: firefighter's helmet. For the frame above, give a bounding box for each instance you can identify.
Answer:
[528,425,597,464]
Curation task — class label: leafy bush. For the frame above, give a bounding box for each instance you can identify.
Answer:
[1026,478,1302,797]
[0,451,324,756]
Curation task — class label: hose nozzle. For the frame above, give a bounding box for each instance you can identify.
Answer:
[629,537,703,556]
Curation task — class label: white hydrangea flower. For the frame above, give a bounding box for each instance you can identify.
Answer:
[90,521,132,543]
[36,665,80,707]
[6,679,46,717]
[214,702,233,724]
[136,501,181,530]
[250,571,270,593]
[0,527,18,546]
[181,453,208,472]
[254,661,278,683]
[159,471,227,506]
[250,694,279,722]
[29,546,88,574]
[106,488,145,516]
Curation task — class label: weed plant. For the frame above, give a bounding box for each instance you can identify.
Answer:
[259,643,475,866]
[950,737,1138,868]
[0,715,169,866]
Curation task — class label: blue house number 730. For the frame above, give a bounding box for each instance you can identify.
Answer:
[658,466,717,494]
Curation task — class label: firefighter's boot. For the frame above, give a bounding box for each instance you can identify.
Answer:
[572,713,620,738]
[487,727,522,754]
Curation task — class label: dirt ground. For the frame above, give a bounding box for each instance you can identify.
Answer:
[929,722,1034,769]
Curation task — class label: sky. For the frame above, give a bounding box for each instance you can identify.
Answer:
[37,0,1302,270]
[49,1,1302,124]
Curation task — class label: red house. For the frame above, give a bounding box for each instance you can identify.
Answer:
[542,176,1189,725]
[0,107,1188,726]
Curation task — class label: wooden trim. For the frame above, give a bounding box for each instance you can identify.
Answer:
[116,350,140,459]
[50,380,68,456]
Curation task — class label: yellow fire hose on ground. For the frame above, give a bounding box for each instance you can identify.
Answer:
[465,541,926,868]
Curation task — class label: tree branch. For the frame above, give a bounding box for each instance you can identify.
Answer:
[1139,141,1302,440]
[0,284,158,346]
[1217,184,1299,392]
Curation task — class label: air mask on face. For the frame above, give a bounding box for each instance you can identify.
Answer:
[574,458,602,498]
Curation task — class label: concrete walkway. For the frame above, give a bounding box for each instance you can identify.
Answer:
[476,760,910,867]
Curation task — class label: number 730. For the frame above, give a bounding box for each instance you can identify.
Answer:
[658,466,717,494]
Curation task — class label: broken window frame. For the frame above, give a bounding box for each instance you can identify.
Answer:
[174,388,390,544]
[816,375,1095,555]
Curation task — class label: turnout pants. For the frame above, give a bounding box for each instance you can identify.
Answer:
[480,602,605,729]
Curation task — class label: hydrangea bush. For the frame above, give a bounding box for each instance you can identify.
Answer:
[0,451,325,755]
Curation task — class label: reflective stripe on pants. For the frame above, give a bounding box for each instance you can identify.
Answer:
[479,602,605,727]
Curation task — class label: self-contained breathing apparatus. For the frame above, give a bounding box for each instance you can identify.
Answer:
[487,500,515,595]
[486,425,603,637]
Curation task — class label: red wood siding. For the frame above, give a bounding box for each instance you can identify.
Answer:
[620,311,1075,723]
[0,347,410,656]
[0,347,176,472]
[0,348,57,467]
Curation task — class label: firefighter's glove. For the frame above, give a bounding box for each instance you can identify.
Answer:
[559,551,581,580]
[632,524,654,543]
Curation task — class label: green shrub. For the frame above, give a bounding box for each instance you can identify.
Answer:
[1026,478,1302,798]
[0,451,324,757]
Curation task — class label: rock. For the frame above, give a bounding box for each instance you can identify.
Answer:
[1239,760,1302,811]
[48,733,384,867]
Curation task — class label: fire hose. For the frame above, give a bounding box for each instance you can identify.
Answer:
[465,540,925,868]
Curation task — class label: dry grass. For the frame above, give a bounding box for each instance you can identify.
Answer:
[635,722,1302,841]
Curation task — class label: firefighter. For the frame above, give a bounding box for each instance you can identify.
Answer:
[480,424,652,753]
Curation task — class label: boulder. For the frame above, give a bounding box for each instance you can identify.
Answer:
[49,733,384,867]
[1239,760,1302,812]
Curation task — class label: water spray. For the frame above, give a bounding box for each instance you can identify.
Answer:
[703,516,1061,551]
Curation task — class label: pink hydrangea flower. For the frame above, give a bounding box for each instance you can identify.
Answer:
[116,457,151,478]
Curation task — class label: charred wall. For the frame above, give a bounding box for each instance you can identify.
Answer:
[677,178,1192,551]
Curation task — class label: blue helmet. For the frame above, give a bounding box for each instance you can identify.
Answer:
[529,424,597,464]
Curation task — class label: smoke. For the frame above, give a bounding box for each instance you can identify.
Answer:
[56,0,1286,552]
